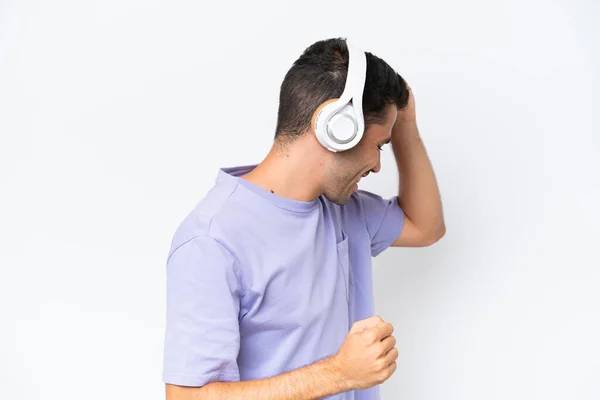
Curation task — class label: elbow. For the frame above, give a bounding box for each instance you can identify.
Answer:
[421,221,446,247]
[437,222,446,240]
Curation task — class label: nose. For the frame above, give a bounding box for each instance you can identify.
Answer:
[372,159,381,173]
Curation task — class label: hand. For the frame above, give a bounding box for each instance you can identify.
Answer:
[395,81,416,127]
[330,316,399,390]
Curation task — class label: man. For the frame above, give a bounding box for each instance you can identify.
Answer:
[162,37,445,399]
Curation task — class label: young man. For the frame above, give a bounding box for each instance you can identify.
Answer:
[162,37,445,399]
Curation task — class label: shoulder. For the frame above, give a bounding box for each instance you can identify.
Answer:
[166,179,243,261]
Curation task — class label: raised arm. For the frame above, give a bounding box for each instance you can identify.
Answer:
[390,82,446,247]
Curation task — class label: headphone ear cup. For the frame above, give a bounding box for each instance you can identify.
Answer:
[311,98,338,135]
[328,103,359,143]
[312,98,342,151]
[316,102,361,152]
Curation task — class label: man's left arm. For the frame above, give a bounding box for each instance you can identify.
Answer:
[390,83,446,247]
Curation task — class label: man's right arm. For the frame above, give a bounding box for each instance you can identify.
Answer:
[166,355,348,400]
[166,316,398,400]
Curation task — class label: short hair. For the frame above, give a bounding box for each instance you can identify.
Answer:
[274,37,410,143]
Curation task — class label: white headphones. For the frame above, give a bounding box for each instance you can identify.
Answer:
[313,42,367,152]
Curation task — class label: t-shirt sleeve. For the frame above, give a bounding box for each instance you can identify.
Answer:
[356,190,405,257]
[162,236,244,387]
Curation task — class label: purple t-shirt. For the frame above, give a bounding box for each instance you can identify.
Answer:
[162,164,405,399]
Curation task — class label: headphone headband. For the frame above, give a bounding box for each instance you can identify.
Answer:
[337,43,366,128]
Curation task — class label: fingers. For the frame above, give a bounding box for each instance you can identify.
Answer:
[350,315,386,333]
[383,346,399,366]
[370,320,394,341]
[387,361,398,375]
[380,334,396,353]
[351,316,394,345]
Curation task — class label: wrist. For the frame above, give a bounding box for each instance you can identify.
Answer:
[321,355,353,393]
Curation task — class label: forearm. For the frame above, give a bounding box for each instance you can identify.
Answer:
[166,356,350,400]
[391,121,445,238]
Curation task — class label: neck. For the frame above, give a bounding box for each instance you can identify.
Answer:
[242,136,325,202]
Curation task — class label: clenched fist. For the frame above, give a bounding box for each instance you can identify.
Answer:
[330,315,398,390]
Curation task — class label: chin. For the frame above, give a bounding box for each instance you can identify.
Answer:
[331,199,348,206]
[322,182,356,205]
[324,192,352,206]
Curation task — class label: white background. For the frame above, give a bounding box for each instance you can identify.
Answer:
[1,0,599,399]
